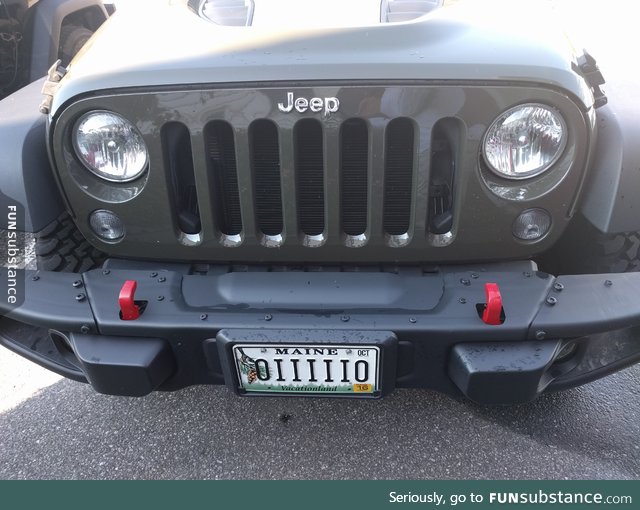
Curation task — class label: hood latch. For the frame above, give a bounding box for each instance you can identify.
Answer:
[577,50,607,109]
[39,60,66,115]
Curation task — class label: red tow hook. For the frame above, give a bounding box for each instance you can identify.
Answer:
[119,280,141,320]
[482,282,504,326]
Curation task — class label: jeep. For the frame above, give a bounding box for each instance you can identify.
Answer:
[1,0,639,405]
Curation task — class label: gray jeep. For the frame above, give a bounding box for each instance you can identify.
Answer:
[1,0,639,405]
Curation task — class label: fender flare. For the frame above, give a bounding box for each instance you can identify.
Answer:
[580,77,640,234]
[0,79,64,232]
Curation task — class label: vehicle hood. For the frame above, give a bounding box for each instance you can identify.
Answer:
[50,0,594,114]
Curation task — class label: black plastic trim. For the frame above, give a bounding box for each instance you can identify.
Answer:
[449,340,563,405]
[0,317,87,382]
[69,333,176,396]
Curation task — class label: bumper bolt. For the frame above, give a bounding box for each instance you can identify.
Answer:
[264,314,273,321]
[553,282,564,291]
[80,325,90,334]
[72,280,83,288]
[75,293,86,302]
[150,272,158,278]
[409,317,417,324]
[605,280,613,287]
[341,315,350,322]
[535,330,546,340]
[470,273,479,279]
[200,314,208,321]
[157,295,164,301]
[546,296,557,306]
[158,277,166,283]
[460,278,471,286]
[31,275,39,281]
[102,269,110,275]
[458,298,467,304]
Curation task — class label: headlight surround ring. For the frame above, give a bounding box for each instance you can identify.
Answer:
[482,103,568,180]
[72,110,149,183]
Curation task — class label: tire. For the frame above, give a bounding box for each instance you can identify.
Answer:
[539,216,640,275]
[35,212,105,273]
[58,25,94,67]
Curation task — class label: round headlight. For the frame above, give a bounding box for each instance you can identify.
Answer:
[483,104,567,179]
[73,111,148,182]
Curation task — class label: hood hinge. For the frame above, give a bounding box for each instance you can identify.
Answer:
[576,50,607,109]
[39,60,66,115]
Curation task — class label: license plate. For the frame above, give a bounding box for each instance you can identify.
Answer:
[232,344,380,396]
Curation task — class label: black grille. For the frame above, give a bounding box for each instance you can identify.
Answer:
[161,112,457,248]
[250,120,283,237]
[340,119,369,236]
[383,118,415,236]
[162,122,201,235]
[428,119,456,235]
[295,119,325,237]
[205,121,242,236]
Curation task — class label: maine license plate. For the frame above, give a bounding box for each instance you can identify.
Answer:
[232,344,380,396]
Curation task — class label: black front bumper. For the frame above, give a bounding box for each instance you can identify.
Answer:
[1,260,640,405]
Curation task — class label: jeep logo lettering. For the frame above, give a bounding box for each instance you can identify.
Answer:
[277,92,339,115]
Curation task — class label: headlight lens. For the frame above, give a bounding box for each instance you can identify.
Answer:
[73,111,148,182]
[483,104,567,179]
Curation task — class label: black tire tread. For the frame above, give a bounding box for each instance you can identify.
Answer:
[59,25,94,67]
[35,212,106,273]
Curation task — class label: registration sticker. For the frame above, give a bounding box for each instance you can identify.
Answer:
[353,383,373,393]
[233,344,380,396]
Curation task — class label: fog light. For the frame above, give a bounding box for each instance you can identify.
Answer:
[90,210,125,241]
[512,208,551,241]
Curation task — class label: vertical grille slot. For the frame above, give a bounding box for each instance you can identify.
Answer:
[295,119,325,237]
[250,119,282,236]
[340,119,369,236]
[161,122,201,235]
[204,121,242,236]
[383,118,415,236]
[428,118,458,235]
